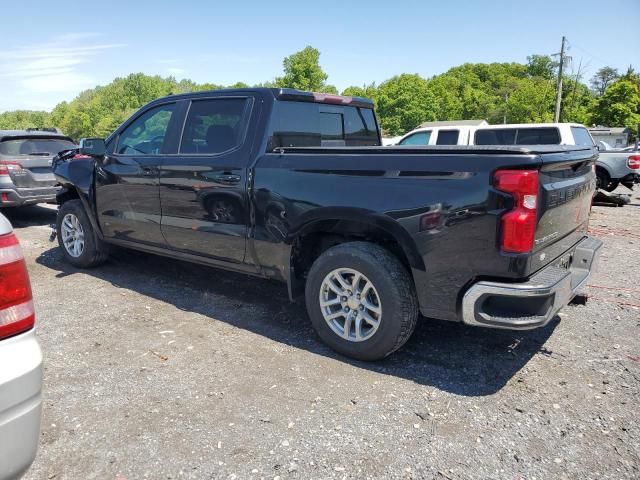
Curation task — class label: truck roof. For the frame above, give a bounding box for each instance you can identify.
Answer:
[152,87,375,109]
[476,122,587,129]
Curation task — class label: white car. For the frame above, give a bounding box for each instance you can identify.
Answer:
[0,213,42,479]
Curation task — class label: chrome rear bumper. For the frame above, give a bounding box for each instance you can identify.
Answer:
[462,236,603,330]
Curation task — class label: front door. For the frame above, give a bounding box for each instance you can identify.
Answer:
[95,102,177,246]
[159,96,254,264]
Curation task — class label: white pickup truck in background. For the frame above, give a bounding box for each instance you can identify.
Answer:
[394,122,640,192]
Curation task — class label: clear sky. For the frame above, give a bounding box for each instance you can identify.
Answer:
[1,0,638,112]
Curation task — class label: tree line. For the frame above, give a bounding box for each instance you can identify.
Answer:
[0,46,638,140]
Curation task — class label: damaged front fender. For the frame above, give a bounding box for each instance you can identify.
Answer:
[52,149,95,196]
[52,149,104,239]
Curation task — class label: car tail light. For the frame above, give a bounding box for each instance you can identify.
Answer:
[628,155,640,170]
[0,161,22,176]
[0,233,35,340]
[494,169,539,254]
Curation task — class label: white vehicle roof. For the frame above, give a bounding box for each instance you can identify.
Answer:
[476,122,587,129]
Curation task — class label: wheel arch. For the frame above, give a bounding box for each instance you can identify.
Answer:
[56,186,103,240]
[286,209,424,300]
[595,162,614,178]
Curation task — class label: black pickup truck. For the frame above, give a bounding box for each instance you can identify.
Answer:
[53,88,602,360]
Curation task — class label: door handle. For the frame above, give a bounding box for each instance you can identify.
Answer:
[212,173,241,185]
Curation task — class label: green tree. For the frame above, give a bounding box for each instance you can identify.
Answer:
[341,84,378,102]
[590,79,640,129]
[504,78,555,123]
[0,110,51,130]
[526,54,556,80]
[561,75,594,124]
[375,74,438,135]
[590,67,620,96]
[427,62,534,123]
[274,46,336,93]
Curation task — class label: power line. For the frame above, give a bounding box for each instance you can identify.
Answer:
[568,40,631,79]
[568,41,613,69]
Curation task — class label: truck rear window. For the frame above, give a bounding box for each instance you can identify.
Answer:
[0,138,75,156]
[268,101,380,150]
[475,128,560,145]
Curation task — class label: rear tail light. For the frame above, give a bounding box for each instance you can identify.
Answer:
[494,169,539,254]
[0,161,22,176]
[0,233,35,340]
[628,155,640,170]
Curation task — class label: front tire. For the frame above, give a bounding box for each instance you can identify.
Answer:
[305,242,419,361]
[57,200,108,268]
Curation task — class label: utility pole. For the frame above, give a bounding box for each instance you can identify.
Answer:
[554,36,566,122]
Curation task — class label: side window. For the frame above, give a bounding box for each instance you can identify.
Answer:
[570,126,595,147]
[117,103,175,155]
[475,129,516,145]
[436,129,459,145]
[399,131,431,145]
[180,98,250,154]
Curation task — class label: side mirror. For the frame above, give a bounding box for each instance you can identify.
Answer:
[79,138,106,156]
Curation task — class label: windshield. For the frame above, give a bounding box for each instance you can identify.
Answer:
[0,138,76,156]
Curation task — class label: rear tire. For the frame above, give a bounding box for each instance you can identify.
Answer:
[305,242,418,361]
[57,199,108,268]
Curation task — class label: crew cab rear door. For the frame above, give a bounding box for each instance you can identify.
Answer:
[159,95,257,264]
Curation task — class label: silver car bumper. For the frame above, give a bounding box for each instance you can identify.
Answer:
[462,236,603,330]
[0,187,59,207]
[0,329,43,480]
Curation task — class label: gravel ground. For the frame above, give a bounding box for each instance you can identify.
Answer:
[5,186,640,480]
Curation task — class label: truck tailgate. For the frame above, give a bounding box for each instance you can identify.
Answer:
[531,148,597,271]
